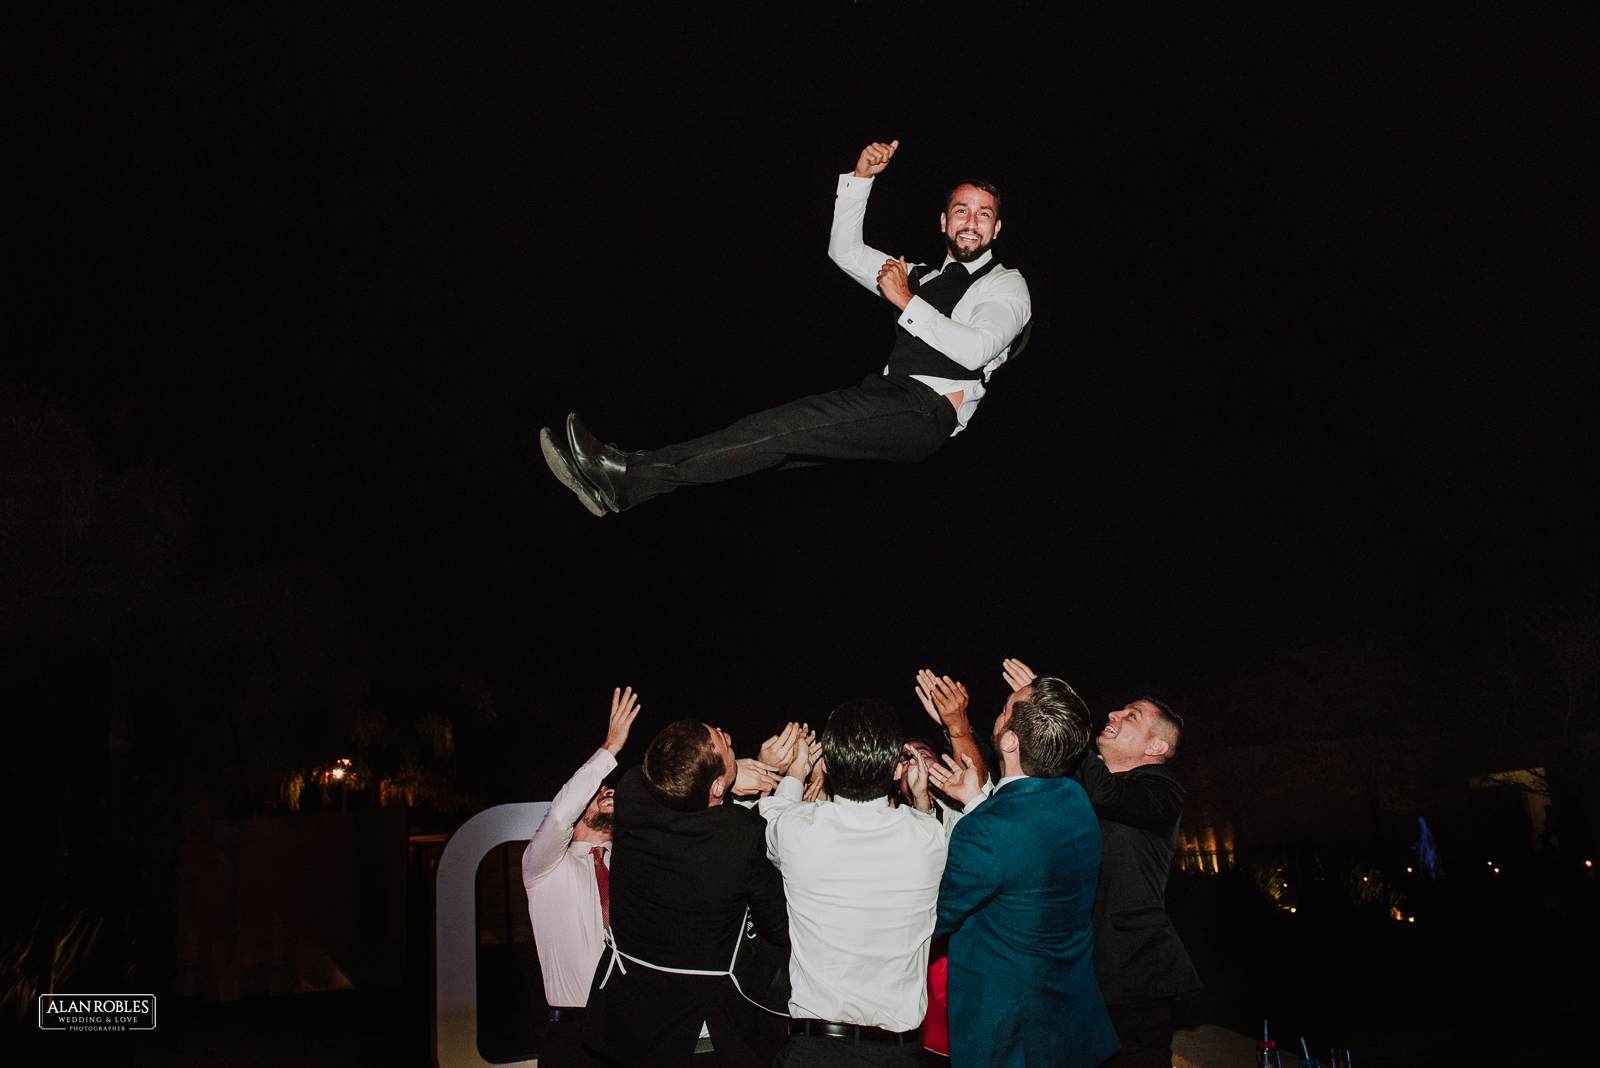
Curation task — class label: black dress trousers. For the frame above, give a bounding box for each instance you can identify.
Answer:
[617,374,959,506]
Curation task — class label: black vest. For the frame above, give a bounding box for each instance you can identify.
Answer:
[885,257,1002,382]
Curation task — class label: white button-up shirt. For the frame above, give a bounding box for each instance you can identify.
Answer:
[827,172,1033,434]
[521,747,615,1008]
[759,776,948,1032]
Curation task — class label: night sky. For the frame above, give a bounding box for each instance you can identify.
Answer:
[7,4,1595,765]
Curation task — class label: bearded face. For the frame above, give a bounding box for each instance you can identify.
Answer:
[941,184,1001,263]
[582,810,614,836]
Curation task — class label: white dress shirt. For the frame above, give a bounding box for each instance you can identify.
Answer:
[828,172,1033,434]
[521,746,615,1008]
[759,776,948,1031]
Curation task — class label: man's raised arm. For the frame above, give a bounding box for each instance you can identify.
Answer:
[828,139,904,291]
[522,687,639,885]
[916,668,989,789]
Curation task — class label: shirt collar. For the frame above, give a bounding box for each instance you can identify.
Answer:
[995,774,1029,790]
[941,249,994,274]
[570,839,610,858]
[832,795,892,809]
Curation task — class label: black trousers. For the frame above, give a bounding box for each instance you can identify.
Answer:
[1102,997,1176,1068]
[619,375,959,506]
[540,1010,606,1068]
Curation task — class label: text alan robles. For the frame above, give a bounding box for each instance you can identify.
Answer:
[37,994,157,1031]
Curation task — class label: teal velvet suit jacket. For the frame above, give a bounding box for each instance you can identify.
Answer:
[934,776,1119,1068]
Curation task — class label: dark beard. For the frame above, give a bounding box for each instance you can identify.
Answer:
[583,811,614,835]
[945,232,992,263]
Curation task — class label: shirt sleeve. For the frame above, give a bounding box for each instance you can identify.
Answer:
[522,747,616,887]
[896,270,1032,371]
[827,173,900,294]
[934,816,1003,939]
[758,776,805,867]
[1074,752,1185,834]
[958,778,997,815]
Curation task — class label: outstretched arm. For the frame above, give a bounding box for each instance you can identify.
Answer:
[523,687,636,885]
[829,140,906,292]
[916,669,989,788]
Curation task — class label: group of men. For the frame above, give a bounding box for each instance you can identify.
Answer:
[522,662,1200,1068]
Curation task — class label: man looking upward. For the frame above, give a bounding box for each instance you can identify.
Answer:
[929,674,1119,1068]
[541,139,1033,515]
[583,719,789,1068]
[521,686,639,1068]
[1004,660,1202,1068]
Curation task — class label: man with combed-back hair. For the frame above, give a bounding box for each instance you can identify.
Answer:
[584,718,790,1068]
[928,674,1118,1068]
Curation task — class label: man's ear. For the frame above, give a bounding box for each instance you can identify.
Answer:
[1000,730,1019,755]
[709,777,725,806]
[1146,737,1170,759]
[939,212,948,232]
[993,218,1002,240]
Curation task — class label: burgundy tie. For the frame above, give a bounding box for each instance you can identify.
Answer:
[592,846,611,930]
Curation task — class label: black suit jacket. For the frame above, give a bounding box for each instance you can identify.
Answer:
[584,766,789,1068]
[1072,750,1201,1004]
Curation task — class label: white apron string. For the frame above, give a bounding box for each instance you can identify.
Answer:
[597,907,780,1015]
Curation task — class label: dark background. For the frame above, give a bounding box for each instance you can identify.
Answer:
[4,4,1598,1063]
[6,1,1595,768]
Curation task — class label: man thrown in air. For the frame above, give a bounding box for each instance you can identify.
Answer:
[541,139,1033,515]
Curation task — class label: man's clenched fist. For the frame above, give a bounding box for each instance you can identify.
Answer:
[854,139,899,178]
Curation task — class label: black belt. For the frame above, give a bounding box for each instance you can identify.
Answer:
[789,1018,922,1045]
[547,1006,585,1023]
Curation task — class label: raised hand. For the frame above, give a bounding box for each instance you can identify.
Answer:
[1002,658,1037,692]
[915,670,971,732]
[758,722,801,771]
[786,732,816,784]
[603,686,641,755]
[877,256,912,310]
[733,757,782,797]
[903,744,932,813]
[927,752,985,806]
[853,139,899,179]
[802,756,828,803]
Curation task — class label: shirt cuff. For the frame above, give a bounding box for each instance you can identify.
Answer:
[898,295,937,335]
[776,775,805,800]
[590,747,618,773]
[836,172,875,199]
[961,793,988,815]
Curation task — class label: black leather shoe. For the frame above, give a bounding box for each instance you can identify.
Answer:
[540,427,607,517]
[566,414,634,513]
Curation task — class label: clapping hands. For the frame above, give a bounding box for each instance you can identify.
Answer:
[915,670,971,733]
[738,721,817,798]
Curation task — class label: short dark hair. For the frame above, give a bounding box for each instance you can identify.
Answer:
[1139,696,1184,762]
[944,180,1002,219]
[642,719,723,812]
[822,699,905,802]
[1008,676,1092,778]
